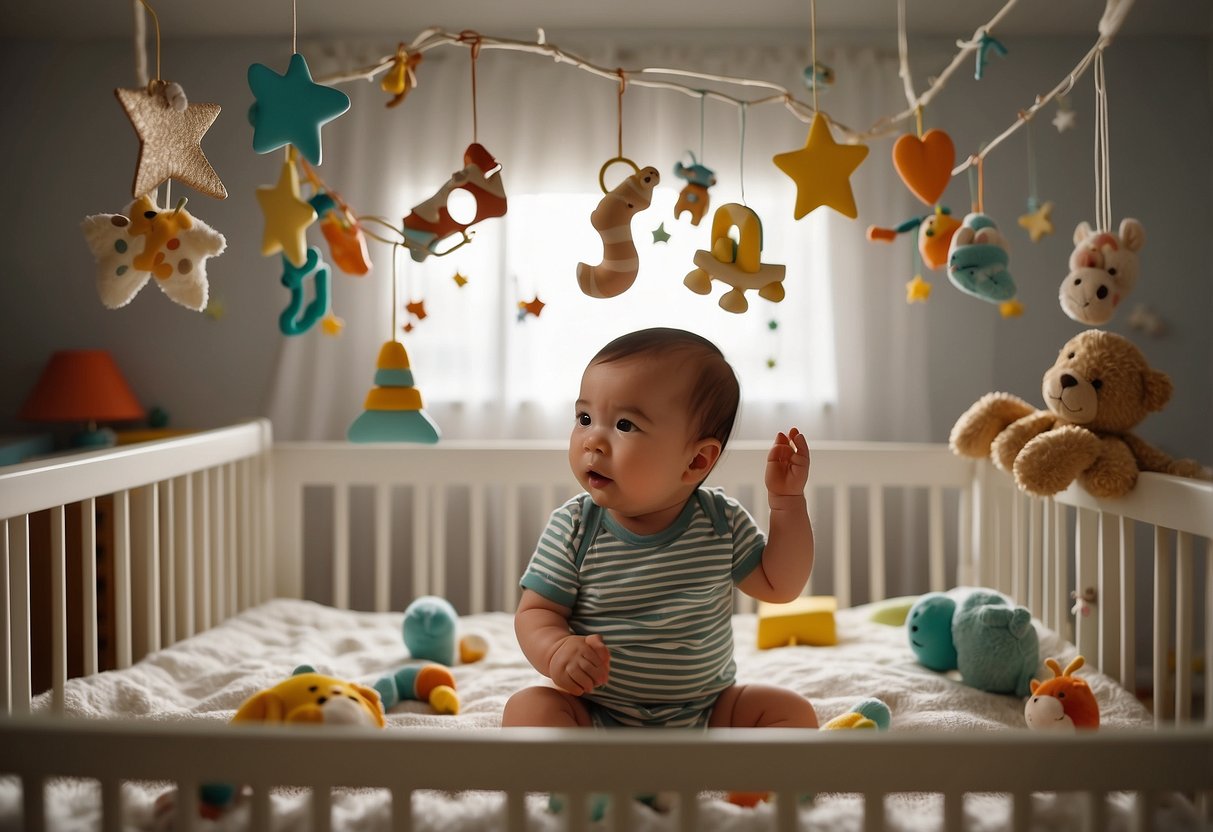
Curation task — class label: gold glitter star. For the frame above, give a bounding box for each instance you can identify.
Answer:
[772,112,869,220]
[905,274,932,303]
[116,85,227,200]
[321,313,345,335]
[1017,201,1054,242]
[256,160,316,267]
[452,271,469,287]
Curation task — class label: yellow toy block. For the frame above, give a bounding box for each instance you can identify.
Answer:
[756,596,837,648]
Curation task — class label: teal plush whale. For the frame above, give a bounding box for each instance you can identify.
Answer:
[946,213,1017,303]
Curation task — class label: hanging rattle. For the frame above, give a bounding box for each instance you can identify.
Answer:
[576,70,660,299]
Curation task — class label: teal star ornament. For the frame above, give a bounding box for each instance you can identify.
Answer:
[651,222,671,244]
[247,53,350,165]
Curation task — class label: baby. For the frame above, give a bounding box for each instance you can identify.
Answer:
[502,327,817,731]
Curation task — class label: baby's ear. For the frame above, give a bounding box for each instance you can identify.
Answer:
[684,440,722,483]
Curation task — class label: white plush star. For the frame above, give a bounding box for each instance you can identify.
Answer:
[1052,108,1077,133]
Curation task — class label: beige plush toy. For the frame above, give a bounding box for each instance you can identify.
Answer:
[950,330,1209,498]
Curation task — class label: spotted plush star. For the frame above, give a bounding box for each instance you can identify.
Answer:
[406,299,428,320]
[247,53,351,165]
[519,296,546,317]
[1017,200,1055,242]
[905,274,932,303]
[452,271,469,287]
[115,85,227,200]
[256,160,316,267]
[1052,108,1077,133]
[773,112,869,220]
[651,223,671,244]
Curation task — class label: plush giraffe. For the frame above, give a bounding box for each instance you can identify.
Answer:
[1024,656,1100,731]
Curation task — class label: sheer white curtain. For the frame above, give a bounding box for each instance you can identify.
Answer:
[266,36,928,443]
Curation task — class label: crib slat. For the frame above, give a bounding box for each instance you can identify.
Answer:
[50,505,65,714]
[1206,537,1212,727]
[1053,503,1069,641]
[113,489,132,669]
[1120,517,1136,694]
[1098,512,1122,681]
[239,460,252,613]
[506,789,526,832]
[1175,531,1194,722]
[252,785,272,831]
[101,776,121,832]
[503,485,520,612]
[776,791,797,832]
[412,486,429,597]
[194,470,210,633]
[312,787,332,832]
[1086,791,1107,832]
[375,485,391,613]
[273,473,300,601]
[833,486,851,608]
[867,485,884,604]
[390,787,412,832]
[23,775,45,832]
[864,792,884,832]
[334,484,349,610]
[433,487,447,599]
[1011,491,1026,603]
[1028,497,1043,619]
[806,486,820,595]
[469,484,486,614]
[1,520,9,714]
[1075,507,1098,662]
[208,468,223,626]
[943,791,963,832]
[80,498,98,677]
[132,484,160,661]
[1012,790,1031,832]
[159,480,175,646]
[996,491,1012,597]
[227,462,238,614]
[566,791,588,832]
[680,791,700,832]
[174,476,194,639]
[1153,527,1172,724]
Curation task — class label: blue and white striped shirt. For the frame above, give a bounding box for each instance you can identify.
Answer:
[520,488,765,726]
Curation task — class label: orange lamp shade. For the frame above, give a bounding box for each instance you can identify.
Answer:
[19,350,145,424]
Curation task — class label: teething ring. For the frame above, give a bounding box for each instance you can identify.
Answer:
[598,156,639,195]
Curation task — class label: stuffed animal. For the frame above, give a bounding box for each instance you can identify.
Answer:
[950,330,1210,498]
[373,662,460,715]
[576,164,660,298]
[1059,219,1144,326]
[232,665,385,727]
[946,212,1017,306]
[908,589,1039,697]
[1025,656,1100,731]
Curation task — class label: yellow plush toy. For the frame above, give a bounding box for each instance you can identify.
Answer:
[232,665,385,727]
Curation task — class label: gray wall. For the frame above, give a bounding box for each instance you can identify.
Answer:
[1,33,1209,465]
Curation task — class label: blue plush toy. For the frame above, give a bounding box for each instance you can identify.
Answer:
[946,213,1017,304]
[907,589,1039,697]
[403,595,459,666]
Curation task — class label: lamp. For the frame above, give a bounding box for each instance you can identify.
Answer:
[19,350,146,447]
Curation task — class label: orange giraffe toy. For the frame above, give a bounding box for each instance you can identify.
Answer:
[576,163,660,299]
[1024,656,1100,731]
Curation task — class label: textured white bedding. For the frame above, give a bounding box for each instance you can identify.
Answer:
[0,598,1177,831]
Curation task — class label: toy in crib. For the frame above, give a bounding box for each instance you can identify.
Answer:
[374,663,460,715]
[82,193,226,312]
[672,151,717,226]
[399,142,508,262]
[908,588,1039,697]
[683,203,786,314]
[1059,218,1144,326]
[949,330,1210,498]
[576,159,660,298]
[1025,656,1100,731]
[946,212,1021,316]
[756,596,837,648]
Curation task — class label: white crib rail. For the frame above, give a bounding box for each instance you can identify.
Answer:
[0,420,273,715]
[271,440,975,615]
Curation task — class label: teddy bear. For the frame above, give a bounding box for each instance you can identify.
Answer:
[950,329,1208,498]
[1059,218,1144,326]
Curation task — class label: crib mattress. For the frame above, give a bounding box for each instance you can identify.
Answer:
[7,598,1170,831]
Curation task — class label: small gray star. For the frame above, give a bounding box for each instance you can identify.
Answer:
[651,223,671,244]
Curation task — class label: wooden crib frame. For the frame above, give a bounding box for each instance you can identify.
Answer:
[1,419,1211,831]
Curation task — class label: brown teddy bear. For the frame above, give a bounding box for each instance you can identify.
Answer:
[950,330,1209,497]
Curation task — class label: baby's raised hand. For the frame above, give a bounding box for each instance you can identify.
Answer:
[766,427,811,498]
[548,633,610,695]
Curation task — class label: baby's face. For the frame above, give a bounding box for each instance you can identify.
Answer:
[570,356,703,522]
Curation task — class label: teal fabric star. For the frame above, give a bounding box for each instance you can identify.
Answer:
[248,53,350,165]
[651,223,671,244]
[974,32,1007,81]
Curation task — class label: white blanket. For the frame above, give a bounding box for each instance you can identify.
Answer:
[2,599,1179,831]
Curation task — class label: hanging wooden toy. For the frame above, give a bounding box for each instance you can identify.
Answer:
[277,247,334,336]
[247,52,350,166]
[1016,116,1054,243]
[301,159,372,276]
[684,204,786,314]
[381,44,423,108]
[673,151,716,226]
[577,70,660,299]
[399,143,508,262]
[1058,53,1142,326]
[83,194,226,312]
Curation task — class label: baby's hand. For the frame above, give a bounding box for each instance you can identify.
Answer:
[766,427,811,498]
[548,634,610,695]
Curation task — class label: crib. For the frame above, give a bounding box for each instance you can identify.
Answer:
[1,418,1211,832]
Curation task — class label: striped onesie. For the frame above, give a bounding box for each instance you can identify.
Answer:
[519,488,766,727]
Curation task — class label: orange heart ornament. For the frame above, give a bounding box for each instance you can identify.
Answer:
[892,129,955,207]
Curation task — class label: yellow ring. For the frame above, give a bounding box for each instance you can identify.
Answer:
[598,156,639,194]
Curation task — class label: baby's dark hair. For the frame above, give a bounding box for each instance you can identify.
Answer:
[590,327,740,449]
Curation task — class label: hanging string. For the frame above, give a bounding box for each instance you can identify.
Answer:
[1024,113,1038,210]
[739,102,749,206]
[915,105,923,138]
[896,0,917,109]
[459,31,482,143]
[967,160,978,214]
[976,155,985,213]
[809,0,819,114]
[291,0,297,55]
[1093,49,1112,231]
[699,91,707,163]
[390,243,399,339]
[616,69,627,157]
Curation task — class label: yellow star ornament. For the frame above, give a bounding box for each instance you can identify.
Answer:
[1017,201,1055,242]
[905,274,932,303]
[772,112,869,220]
[256,161,316,267]
[116,85,227,200]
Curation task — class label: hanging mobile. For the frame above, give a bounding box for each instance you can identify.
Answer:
[1016,114,1054,242]
[576,69,660,299]
[672,93,717,227]
[946,154,1022,317]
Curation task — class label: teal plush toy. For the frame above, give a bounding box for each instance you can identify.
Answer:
[907,589,1039,697]
[403,595,458,666]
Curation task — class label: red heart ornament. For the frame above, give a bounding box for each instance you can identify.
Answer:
[892,129,955,207]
